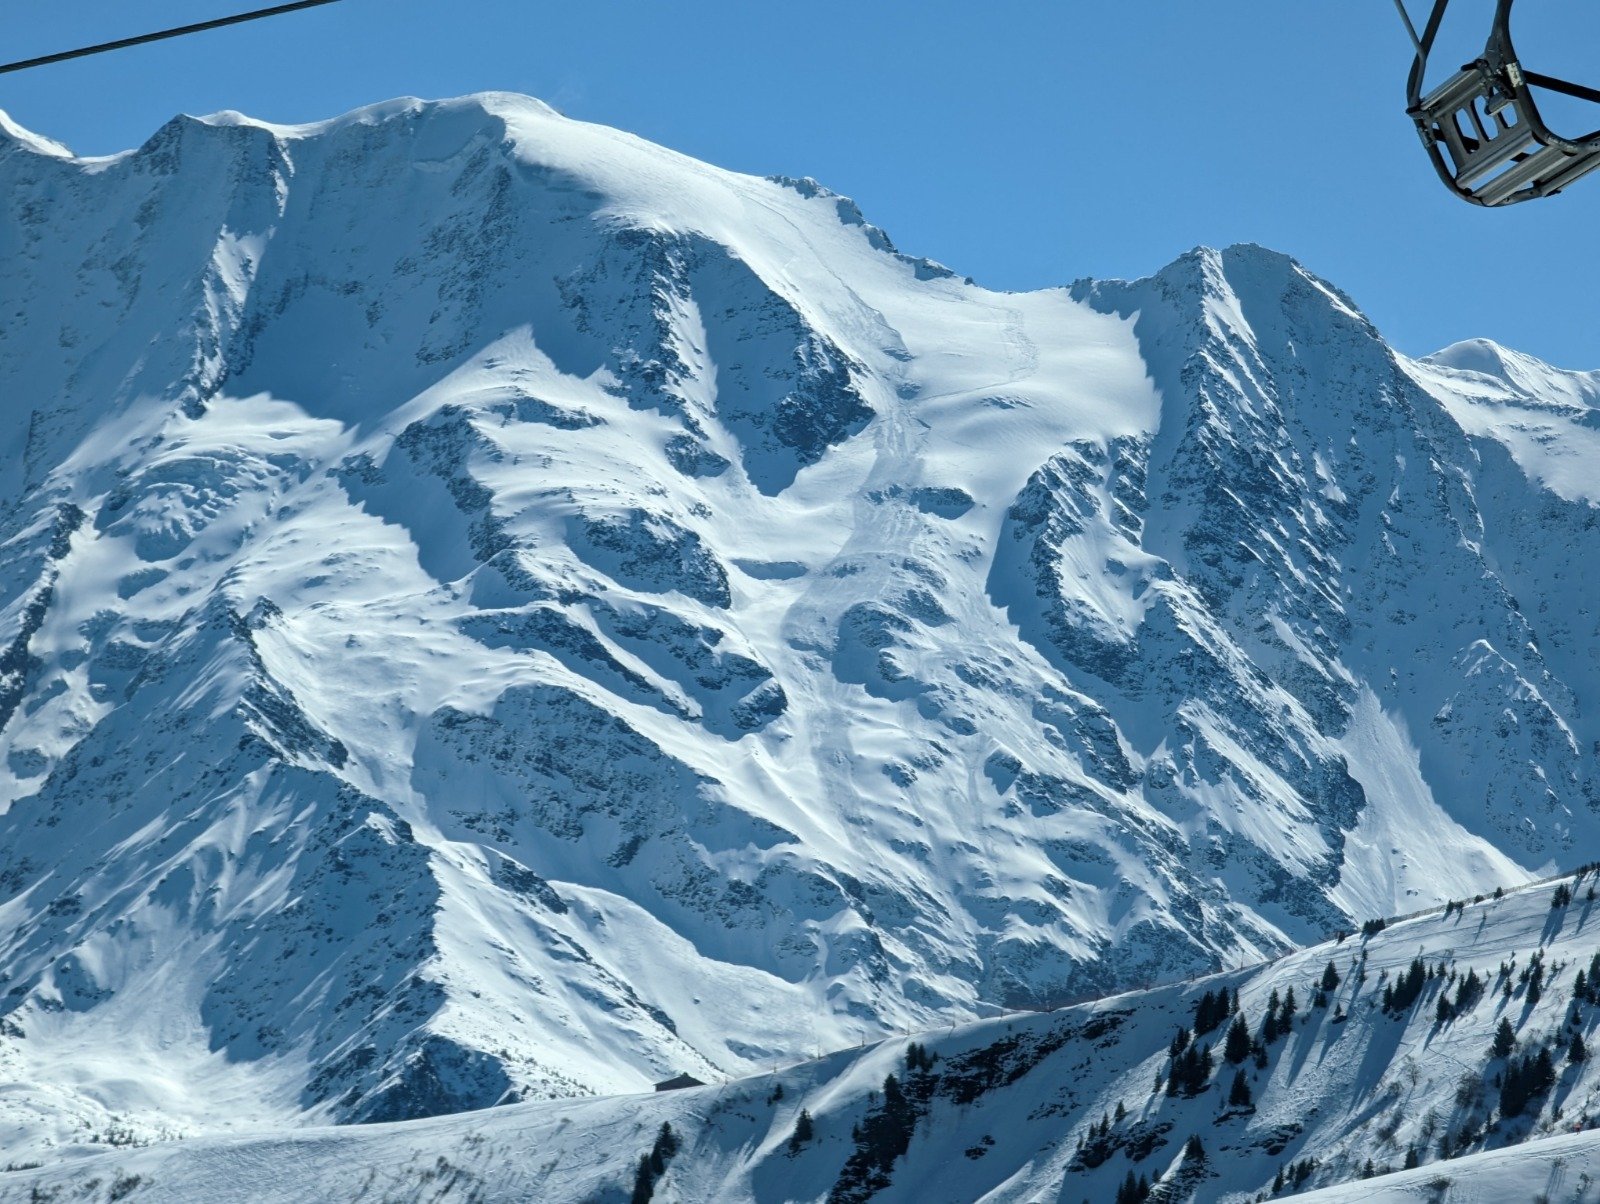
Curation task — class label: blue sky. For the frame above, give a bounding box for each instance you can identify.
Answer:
[3,1,1595,367]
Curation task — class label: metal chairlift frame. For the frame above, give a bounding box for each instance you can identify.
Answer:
[1396,0,1600,205]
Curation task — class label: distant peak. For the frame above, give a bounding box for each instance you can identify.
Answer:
[1425,338,1519,379]
[0,110,73,159]
[1219,241,1301,271]
[1424,338,1599,403]
[131,94,565,157]
[0,96,559,167]
[1085,243,1320,303]
[318,92,564,134]
[1074,242,1370,335]
[1201,243,1346,300]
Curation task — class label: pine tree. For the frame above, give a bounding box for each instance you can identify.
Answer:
[1262,990,1283,1043]
[1386,958,1427,1012]
[1205,989,1221,1023]
[1492,1018,1516,1059]
[1404,1146,1419,1169]
[1193,989,1219,1034]
[1500,1047,1557,1118]
[1184,1133,1206,1161]
[648,1122,678,1174]
[1228,1069,1253,1108]
[882,1074,910,1128]
[1533,1046,1556,1101]
[1225,1015,1252,1064]
[631,1155,655,1204]
[1320,961,1341,992]
[1167,1047,1189,1097]
[1114,1169,1149,1204]
[789,1108,814,1153]
[1570,1032,1587,1064]
[1167,1041,1213,1097]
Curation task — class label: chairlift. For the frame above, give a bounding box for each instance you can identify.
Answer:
[1395,0,1600,205]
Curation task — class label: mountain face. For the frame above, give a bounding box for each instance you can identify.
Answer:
[0,93,1597,1155]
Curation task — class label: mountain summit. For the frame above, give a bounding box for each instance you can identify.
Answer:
[0,94,1595,1158]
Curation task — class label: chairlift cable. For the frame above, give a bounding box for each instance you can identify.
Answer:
[0,0,343,77]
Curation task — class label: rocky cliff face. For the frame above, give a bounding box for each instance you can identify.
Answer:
[0,94,1595,1153]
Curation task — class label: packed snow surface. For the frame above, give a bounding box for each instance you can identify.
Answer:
[1,92,1598,1187]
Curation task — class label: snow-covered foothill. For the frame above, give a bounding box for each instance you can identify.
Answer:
[2,867,1596,1202]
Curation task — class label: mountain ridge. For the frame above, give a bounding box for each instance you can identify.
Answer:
[0,94,1596,1174]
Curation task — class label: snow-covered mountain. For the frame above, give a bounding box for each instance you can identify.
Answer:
[5,866,1596,1202]
[1,92,1598,1163]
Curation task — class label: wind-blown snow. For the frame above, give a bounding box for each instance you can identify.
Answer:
[1,93,1597,1177]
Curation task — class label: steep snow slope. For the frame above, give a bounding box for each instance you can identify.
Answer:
[1,93,1598,1156]
[1298,1130,1600,1203]
[4,868,1596,1202]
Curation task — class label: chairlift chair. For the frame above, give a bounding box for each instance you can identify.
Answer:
[1396,0,1600,205]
